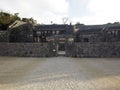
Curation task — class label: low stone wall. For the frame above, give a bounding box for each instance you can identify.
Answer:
[0,43,56,57]
[66,42,120,57]
[0,31,9,42]
[1,42,120,57]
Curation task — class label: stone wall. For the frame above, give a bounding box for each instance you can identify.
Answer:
[66,42,120,57]
[1,42,120,57]
[9,23,33,42]
[0,43,56,57]
[0,31,9,42]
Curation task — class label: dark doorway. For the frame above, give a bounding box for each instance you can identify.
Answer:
[84,38,89,42]
[57,42,66,56]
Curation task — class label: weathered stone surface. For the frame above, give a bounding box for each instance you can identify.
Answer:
[0,42,120,57]
[66,42,120,57]
[0,31,9,42]
[9,23,34,42]
[0,43,56,57]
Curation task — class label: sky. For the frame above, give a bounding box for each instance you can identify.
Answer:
[0,0,120,25]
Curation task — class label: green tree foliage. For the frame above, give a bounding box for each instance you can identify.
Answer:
[106,22,120,25]
[75,22,84,28]
[113,22,120,24]
[22,17,36,25]
[22,18,30,23]
[0,11,21,30]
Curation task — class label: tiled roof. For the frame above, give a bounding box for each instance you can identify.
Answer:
[79,25,105,31]
[79,24,120,31]
[34,24,69,31]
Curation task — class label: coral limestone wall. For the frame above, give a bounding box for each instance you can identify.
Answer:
[66,42,120,57]
[0,43,56,57]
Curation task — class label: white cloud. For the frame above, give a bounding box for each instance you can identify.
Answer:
[34,11,69,24]
[0,0,69,24]
[72,0,120,25]
[88,0,120,14]
[1,0,120,25]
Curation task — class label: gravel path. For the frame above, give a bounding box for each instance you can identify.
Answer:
[0,57,120,90]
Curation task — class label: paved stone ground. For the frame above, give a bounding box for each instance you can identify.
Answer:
[0,57,120,90]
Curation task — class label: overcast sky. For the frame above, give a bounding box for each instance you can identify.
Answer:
[0,0,120,25]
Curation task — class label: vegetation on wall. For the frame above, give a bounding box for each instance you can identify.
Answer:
[0,11,36,30]
[74,22,84,29]
[0,12,20,30]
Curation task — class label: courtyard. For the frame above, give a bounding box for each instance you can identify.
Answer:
[0,57,119,90]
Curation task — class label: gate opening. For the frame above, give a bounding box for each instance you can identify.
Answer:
[57,43,66,56]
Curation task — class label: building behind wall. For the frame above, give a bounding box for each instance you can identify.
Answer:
[9,22,34,42]
[0,21,120,57]
[34,24,73,43]
[0,22,74,43]
[65,24,120,57]
[1,22,120,44]
[74,24,120,43]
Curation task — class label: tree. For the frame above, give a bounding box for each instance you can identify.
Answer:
[22,17,36,25]
[0,11,37,30]
[113,22,120,24]
[75,22,84,28]
[62,17,68,24]
[0,11,21,30]
[22,18,30,22]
